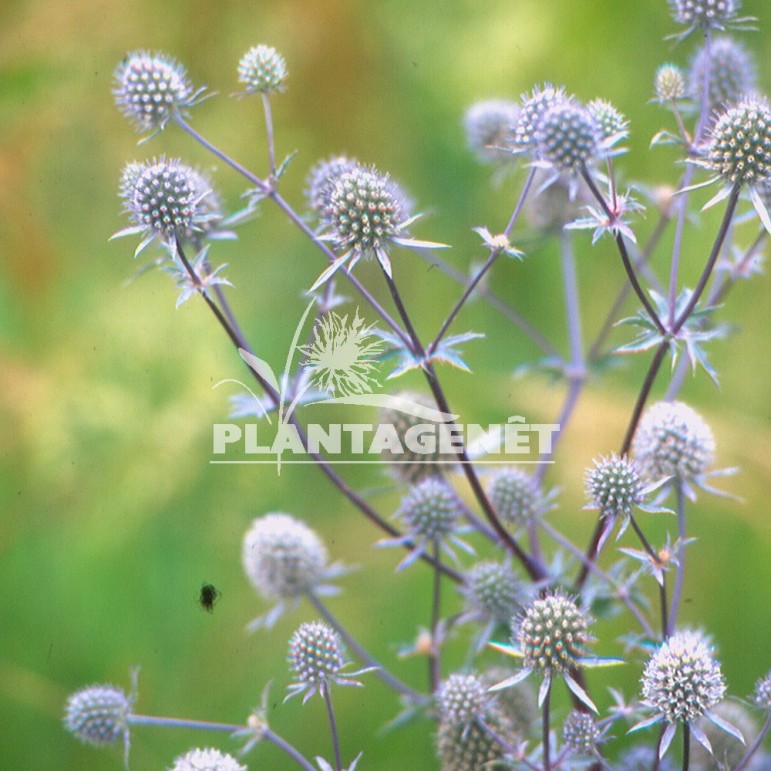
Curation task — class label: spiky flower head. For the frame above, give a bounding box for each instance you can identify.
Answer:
[513,84,571,154]
[752,670,771,710]
[286,621,349,702]
[170,747,247,771]
[587,99,628,147]
[306,156,359,222]
[516,591,591,673]
[113,51,194,133]
[669,0,741,30]
[378,391,453,482]
[463,99,519,163]
[487,467,546,529]
[399,476,462,541]
[632,400,715,483]
[562,709,601,755]
[63,683,132,752]
[116,157,217,253]
[640,630,726,725]
[655,64,687,103]
[703,96,771,186]
[436,673,489,726]
[536,102,598,170]
[482,668,538,733]
[689,37,756,116]
[463,560,524,624]
[584,453,645,520]
[237,45,288,94]
[242,513,328,600]
[327,165,409,257]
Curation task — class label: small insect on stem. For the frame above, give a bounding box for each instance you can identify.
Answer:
[198,583,221,613]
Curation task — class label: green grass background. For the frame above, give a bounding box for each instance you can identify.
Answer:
[1,0,769,768]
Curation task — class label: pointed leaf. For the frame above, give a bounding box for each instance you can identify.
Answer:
[238,348,280,393]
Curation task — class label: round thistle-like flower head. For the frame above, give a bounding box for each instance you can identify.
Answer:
[689,37,756,115]
[327,165,409,257]
[584,453,645,520]
[641,630,726,724]
[237,44,288,94]
[399,476,462,540]
[463,560,523,623]
[113,51,193,132]
[632,400,715,483]
[463,100,519,163]
[378,391,453,482]
[669,0,740,28]
[536,102,599,170]
[242,513,329,599]
[513,84,571,154]
[306,156,359,222]
[753,670,771,710]
[119,157,208,241]
[515,591,591,672]
[436,673,489,726]
[562,709,601,754]
[288,621,345,689]
[655,64,687,103]
[63,684,132,749]
[487,467,546,529]
[170,747,247,771]
[703,96,771,186]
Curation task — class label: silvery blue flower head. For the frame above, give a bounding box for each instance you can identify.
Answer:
[170,747,246,771]
[688,36,756,115]
[463,99,520,163]
[687,95,771,232]
[113,157,221,256]
[311,164,447,290]
[488,590,622,713]
[630,630,744,760]
[242,513,350,630]
[113,51,205,136]
[668,0,754,40]
[237,44,288,94]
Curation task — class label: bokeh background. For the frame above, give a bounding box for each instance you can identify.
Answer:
[1,0,769,768]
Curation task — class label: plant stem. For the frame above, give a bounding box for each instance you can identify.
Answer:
[381,268,545,582]
[322,686,343,771]
[682,721,690,771]
[260,92,276,177]
[429,539,442,693]
[542,678,552,771]
[667,482,687,637]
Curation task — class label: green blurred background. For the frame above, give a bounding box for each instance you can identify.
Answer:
[1,0,769,768]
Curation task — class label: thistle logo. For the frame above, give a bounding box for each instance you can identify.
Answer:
[300,308,383,397]
[211,300,559,471]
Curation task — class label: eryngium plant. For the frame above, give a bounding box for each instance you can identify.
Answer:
[63,3,770,769]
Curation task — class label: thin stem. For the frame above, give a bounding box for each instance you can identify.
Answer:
[667,482,687,637]
[174,116,266,192]
[682,721,690,771]
[322,686,343,771]
[306,591,426,704]
[415,248,558,355]
[580,165,665,334]
[381,269,545,582]
[260,92,276,177]
[428,167,537,353]
[263,728,317,771]
[542,678,552,771]
[735,713,771,771]
[128,714,240,732]
[429,539,442,693]
[428,247,499,355]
